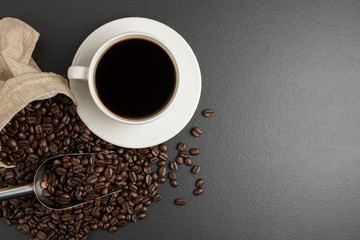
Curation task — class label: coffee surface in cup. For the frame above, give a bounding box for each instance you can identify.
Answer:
[95,38,176,119]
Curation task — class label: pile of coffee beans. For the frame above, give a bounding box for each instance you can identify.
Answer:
[0,93,213,238]
[0,95,165,239]
[41,153,137,208]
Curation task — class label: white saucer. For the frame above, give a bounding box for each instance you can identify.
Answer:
[69,17,201,148]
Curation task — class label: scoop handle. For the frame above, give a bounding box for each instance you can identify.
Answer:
[0,183,34,201]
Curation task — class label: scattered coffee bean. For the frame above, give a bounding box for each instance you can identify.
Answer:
[169,161,178,171]
[158,177,166,183]
[170,179,179,187]
[202,109,214,117]
[184,157,193,166]
[159,152,168,161]
[168,172,176,180]
[157,160,166,167]
[179,151,189,158]
[195,178,204,188]
[177,142,186,151]
[193,187,204,196]
[189,148,200,156]
[175,198,186,206]
[138,213,146,220]
[158,166,166,176]
[191,127,202,137]
[153,193,162,202]
[159,143,168,152]
[191,165,200,174]
[175,156,183,165]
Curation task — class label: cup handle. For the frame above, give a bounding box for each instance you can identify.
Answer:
[67,66,89,81]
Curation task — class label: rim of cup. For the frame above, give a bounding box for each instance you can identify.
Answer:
[88,31,180,125]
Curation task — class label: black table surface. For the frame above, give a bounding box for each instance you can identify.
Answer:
[2,1,360,239]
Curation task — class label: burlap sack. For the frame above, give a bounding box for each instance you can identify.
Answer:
[0,17,78,167]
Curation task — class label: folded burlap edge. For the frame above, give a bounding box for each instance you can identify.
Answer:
[0,72,78,168]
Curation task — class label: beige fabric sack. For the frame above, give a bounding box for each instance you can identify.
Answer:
[0,17,77,167]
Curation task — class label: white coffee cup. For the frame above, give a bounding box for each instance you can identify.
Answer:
[67,32,179,125]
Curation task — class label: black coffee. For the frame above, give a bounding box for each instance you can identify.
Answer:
[95,38,176,119]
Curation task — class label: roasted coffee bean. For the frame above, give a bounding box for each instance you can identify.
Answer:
[26,116,36,125]
[42,189,51,197]
[138,213,146,220]
[51,105,60,114]
[191,165,200,174]
[41,122,53,132]
[37,231,47,240]
[158,166,166,176]
[159,152,168,161]
[94,182,106,191]
[168,172,176,180]
[55,167,67,176]
[202,109,214,117]
[129,171,137,182]
[18,139,29,148]
[95,166,104,173]
[191,127,202,137]
[157,160,166,167]
[193,187,204,196]
[104,167,113,179]
[145,175,152,185]
[149,156,159,164]
[169,161,178,171]
[189,148,200,155]
[153,193,162,202]
[177,142,186,151]
[159,143,168,152]
[184,157,193,166]
[143,166,152,175]
[151,148,159,157]
[117,220,127,227]
[170,179,179,187]
[87,174,98,184]
[61,213,72,221]
[39,138,47,147]
[6,138,17,149]
[92,145,102,152]
[176,156,183,165]
[196,178,204,187]
[179,151,189,158]
[158,177,166,183]
[175,198,186,206]
[41,181,48,188]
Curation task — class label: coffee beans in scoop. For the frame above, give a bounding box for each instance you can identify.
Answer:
[41,153,130,208]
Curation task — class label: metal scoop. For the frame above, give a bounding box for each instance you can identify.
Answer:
[0,152,115,210]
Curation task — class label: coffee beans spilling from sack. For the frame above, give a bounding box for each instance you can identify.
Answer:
[0,94,211,239]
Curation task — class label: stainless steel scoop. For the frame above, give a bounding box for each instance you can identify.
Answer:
[0,152,115,210]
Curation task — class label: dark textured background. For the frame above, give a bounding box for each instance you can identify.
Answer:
[1,0,360,239]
